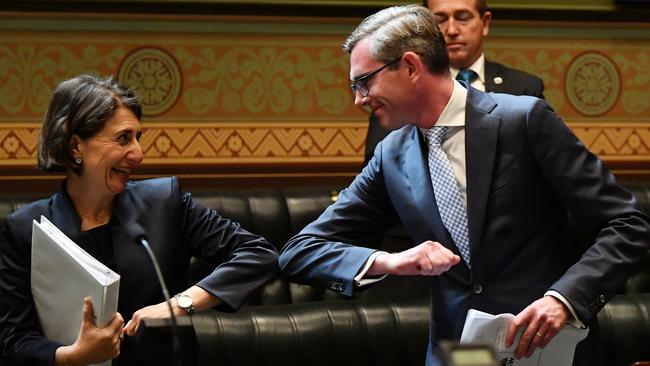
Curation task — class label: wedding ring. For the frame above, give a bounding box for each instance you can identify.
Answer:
[535,331,544,338]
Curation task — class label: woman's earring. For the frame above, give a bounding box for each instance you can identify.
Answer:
[74,157,82,165]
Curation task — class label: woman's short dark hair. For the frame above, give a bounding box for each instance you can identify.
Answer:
[37,74,142,173]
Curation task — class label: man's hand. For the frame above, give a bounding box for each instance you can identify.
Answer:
[367,240,460,276]
[505,296,570,359]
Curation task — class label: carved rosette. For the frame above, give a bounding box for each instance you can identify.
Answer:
[118,47,182,116]
[565,52,620,117]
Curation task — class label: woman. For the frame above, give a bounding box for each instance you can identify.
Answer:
[0,75,279,365]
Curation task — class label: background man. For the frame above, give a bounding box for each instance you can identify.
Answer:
[280,5,650,366]
[363,0,544,165]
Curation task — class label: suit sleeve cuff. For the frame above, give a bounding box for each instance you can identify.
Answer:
[354,251,388,287]
[545,290,586,328]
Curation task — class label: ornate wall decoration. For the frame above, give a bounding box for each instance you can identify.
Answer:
[485,35,649,121]
[2,122,647,166]
[0,122,366,165]
[141,123,366,161]
[571,123,650,157]
[176,46,350,118]
[1,17,649,185]
[0,124,39,160]
[565,52,620,117]
[0,34,356,123]
[614,51,650,116]
[0,42,125,116]
[118,47,182,116]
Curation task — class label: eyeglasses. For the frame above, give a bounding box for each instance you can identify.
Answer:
[349,56,401,97]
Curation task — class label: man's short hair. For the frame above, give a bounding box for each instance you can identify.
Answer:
[342,4,449,75]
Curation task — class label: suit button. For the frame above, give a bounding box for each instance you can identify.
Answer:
[599,294,606,303]
[472,284,483,294]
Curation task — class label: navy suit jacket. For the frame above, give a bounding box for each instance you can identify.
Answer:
[0,177,278,366]
[363,60,545,165]
[280,88,650,365]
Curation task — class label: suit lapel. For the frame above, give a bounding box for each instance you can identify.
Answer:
[404,127,455,249]
[484,60,504,94]
[465,89,500,268]
[49,185,83,243]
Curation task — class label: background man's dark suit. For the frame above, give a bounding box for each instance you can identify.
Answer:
[280,86,650,365]
[363,60,544,165]
[0,177,277,365]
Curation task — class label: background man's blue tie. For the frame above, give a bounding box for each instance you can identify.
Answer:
[456,69,478,86]
[425,126,471,268]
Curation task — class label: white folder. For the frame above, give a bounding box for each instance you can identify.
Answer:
[460,308,589,366]
[31,216,120,366]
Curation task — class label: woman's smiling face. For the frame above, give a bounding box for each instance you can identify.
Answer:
[73,106,143,197]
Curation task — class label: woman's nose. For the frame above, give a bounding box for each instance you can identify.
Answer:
[128,140,144,165]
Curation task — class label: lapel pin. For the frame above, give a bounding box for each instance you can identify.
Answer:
[493,76,503,85]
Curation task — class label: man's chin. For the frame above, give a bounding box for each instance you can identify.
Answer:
[379,119,405,131]
[448,54,466,69]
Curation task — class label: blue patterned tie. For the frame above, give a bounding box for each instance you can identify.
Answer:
[456,69,478,87]
[426,126,471,268]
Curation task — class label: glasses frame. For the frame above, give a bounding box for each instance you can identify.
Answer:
[349,56,402,97]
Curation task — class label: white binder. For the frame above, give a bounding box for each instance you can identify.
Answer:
[31,216,120,366]
[460,308,589,366]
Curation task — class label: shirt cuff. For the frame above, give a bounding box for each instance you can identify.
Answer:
[354,251,388,287]
[545,290,586,328]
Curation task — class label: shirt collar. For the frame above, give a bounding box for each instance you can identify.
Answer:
[450,53,485,85]
[420,80,467,136]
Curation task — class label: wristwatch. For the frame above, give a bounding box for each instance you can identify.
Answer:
[174,293,194,316]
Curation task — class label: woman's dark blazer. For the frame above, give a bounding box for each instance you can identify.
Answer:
[0,177,278,365]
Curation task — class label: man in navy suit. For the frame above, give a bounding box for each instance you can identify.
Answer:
[363,0,544,166]
[279,5,650,366]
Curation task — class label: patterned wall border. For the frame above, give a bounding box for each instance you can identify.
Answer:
[0,122,367,166]
[570,122,650,162]
[1,121,648,167]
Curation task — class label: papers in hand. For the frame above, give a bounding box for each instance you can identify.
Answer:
[460,309,589,366]
[31,216,120,365]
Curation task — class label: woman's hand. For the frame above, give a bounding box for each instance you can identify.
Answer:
[123,286,223,337]
[57,297,124,366]
[123,301,178,337]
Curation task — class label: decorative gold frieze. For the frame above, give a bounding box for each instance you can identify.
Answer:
[0,122,367,165]
[0,122,647,167]
[0,43,125,115]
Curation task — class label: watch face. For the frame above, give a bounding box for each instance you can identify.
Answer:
[178,295,192,308]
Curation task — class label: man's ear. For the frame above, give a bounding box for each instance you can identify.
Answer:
[402,52,422,79]
[482,11,492,36]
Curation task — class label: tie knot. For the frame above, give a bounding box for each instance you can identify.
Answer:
[426,126,448,146]
[456,69,478,84]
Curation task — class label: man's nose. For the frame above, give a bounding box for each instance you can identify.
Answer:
[354,92,368,107]
[445,19,459,35]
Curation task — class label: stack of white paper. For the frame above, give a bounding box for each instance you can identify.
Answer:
[31,216,120,366]
[460,309,589,366]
